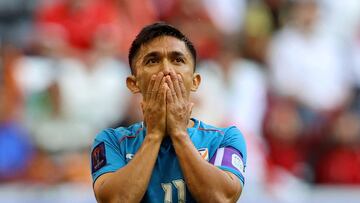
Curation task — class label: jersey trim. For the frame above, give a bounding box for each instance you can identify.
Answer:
[197,128,225,135]
[118,135,137,143]
[218,166,245,187]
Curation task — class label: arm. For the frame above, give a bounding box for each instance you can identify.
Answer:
[171,133,242,202]
[93,73,168,203]
[165,72,242,202]
[94,134,163,203]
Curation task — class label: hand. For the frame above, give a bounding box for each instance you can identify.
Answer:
[142,72,168,139]
[165,72,194,137]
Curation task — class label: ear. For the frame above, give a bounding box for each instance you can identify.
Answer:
[126,75,140,94]
[190,73,201,92]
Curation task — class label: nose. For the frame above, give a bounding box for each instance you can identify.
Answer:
[160,59,172,75]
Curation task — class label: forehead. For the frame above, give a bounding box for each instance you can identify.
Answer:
[137,36,191,59]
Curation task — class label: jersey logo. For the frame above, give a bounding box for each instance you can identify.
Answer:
[198,148,209,161]
[232,153,245,173]
[91,142,107,173]
[126,153,134,160]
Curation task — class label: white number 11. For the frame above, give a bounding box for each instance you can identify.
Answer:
[161,179,186,203]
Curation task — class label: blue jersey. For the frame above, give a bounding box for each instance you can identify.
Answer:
[91,118,247,203]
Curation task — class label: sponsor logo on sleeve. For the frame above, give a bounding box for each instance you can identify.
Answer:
[198,148,209,161]
[91,142,107,173]
[231,153,245,173]
[210,147,245,174]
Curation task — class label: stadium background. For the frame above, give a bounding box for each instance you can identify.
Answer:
[1,0,360,202]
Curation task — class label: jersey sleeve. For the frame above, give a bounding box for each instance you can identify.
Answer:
[90,129,126,184]
[209,126,247,186]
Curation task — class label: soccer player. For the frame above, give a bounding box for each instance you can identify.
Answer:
[90,22,247,203]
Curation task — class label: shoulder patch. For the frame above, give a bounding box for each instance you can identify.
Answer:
[198,148,209,161]
[210,147,245,174]
[91,142,107,173]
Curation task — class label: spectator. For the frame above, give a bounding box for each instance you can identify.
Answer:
[111,0,157,58]
[0,46,34,181]
[30,53,131,153]
[193,39,267,136]
[161,0,221,59]
[263,99,308,178]
[314,111,360,184]
[0,0,36,49]
[268,0,351,113]
[35,0,158,58]
[35,0,122,56]
[201,0,247,35]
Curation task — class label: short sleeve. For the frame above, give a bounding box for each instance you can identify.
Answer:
[90,129,126,184]
[209,126,247,186]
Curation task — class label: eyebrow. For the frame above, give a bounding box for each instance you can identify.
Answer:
[143,52,160,60]
[143,51,186,59]
[170,51,186,58]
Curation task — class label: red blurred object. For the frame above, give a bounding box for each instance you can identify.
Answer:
[263,98,307,178]
[35,0,157,57]
[315,147,360,184]
[36,0,121,51]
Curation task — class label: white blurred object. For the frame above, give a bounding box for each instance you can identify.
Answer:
[267,167,310,203]
[14,56,56,95]
[351,37,360,87]
[201,0,246,34]
[17,56,132,152]
[237,133,267,203]
[192,60,227,126]
[0,183,96,203]
[268,25,351,111]
[319,0,360,41]
[228,60,267,137]
[193,59,267,137]
[57,57,130,128]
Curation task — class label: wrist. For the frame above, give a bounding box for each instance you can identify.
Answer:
[169,130,188,140]
[146,132,165,142]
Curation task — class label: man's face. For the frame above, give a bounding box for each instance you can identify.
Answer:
[132,36,197,100]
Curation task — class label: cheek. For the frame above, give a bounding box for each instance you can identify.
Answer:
[137,74,153,93]
[139,79,149,92]
[182,77,193,91]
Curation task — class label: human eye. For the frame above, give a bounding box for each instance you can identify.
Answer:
[145,58,158,65]
[174,57,185,64]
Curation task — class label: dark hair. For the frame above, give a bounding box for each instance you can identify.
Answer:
[128,22,197,75]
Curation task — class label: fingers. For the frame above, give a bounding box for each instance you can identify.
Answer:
[165,75,177,102]
[170,71,182,99]
[178,74,187,100]
[145,75,156,101]
[156,77,167,105]
[150,72,164,101]
[146,71,188,107]
[166,84,174,104]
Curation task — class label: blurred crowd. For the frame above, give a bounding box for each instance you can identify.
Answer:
[1,0,360,194]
